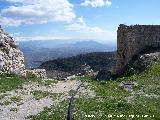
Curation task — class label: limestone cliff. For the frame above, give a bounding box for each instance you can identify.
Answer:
[0,26,26,75]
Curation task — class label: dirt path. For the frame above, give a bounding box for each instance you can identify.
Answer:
[0,79,95,120]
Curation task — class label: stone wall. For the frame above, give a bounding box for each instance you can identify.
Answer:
[0,26,26,76]
[114,24,160,73]
[0,26,48,79]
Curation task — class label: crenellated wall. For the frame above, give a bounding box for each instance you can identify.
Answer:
[114,24,160,73]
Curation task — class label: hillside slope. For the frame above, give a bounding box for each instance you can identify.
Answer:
[0,52,159,119]
[39,52,116,78]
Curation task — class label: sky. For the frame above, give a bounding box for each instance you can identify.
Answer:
[0,0,160,44]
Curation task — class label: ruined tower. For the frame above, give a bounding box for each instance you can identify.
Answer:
[114,24,160,73]
[0,25,26,75]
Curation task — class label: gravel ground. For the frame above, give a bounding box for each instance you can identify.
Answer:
[0,79,95,120]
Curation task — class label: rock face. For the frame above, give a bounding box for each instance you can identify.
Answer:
[0,26,26,76]
[114,24,160,74]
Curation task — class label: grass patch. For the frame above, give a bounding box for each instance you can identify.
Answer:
[72,62,160,119]
[31,90,60,100]
[27,100,68,120]
[10,96,22,103]
[42,80,58,86]
[0,74,25,93]
[68,89,76,96]
[79,76,130,98]
[0,94,9,100]
[0,73,57,93]
[3,100,12,106]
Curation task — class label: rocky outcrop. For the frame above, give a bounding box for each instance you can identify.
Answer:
[96,51,160,80]
[0,26,26,76]
[115,51,160,76]
[132,52,160,73]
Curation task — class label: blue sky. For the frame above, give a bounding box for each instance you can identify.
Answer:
[0,0,160,44]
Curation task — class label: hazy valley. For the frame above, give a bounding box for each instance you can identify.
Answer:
[18,40,116,69]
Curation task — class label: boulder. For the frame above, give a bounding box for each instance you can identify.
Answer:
[119,81,138,92]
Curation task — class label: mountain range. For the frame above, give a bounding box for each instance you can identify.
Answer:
[18,40,116,68]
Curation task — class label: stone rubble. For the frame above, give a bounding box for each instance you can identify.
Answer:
[0,25,47,78]
[27,69,47,79]
[0,26,26,76]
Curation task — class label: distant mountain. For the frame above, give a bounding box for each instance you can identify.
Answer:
[18,40,116,68]
[69,41,116,51]
[39,52,116,78]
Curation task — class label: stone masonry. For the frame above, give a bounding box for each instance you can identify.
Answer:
[0,26,26,76]
[0,25,46,78]
[114,24,160,73]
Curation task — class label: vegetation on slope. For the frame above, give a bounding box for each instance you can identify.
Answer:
[72,61,160,120]
[39,52,116,74]
[29,61,160,120]
[0,57,159,120]
[0,73,57,93]
[0,74,26,93]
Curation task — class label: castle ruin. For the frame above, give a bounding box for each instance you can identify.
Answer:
[0,25,46,78]
[114,24,160,73]
[0,26,26,76]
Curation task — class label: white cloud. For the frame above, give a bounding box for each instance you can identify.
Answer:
[66,17,108,33]
[65,17,116,42]
[0,0,76,26]
[81,0,111,7]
